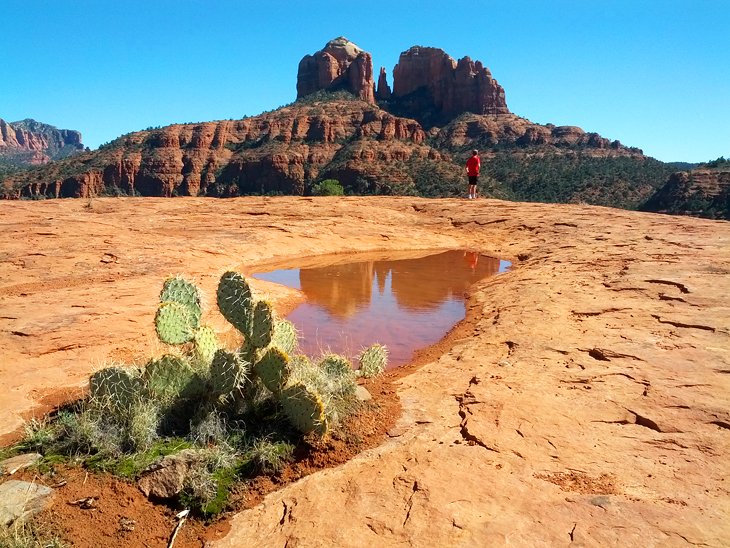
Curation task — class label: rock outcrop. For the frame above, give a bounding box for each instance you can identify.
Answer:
[0,118,84,165]
[433,113,641,156]
[375,67,391,100]
[390,46,509,125]
[297,37,375,104]
[4,101,435,199]
[641,168,730,219]
[297,41,509,126]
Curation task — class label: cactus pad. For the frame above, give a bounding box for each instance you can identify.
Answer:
[144,354,197,402]
[318,354,353,377]
[272,319,298,355]
[155,301,196,345]
[193,325,219,364]
[217,271,254,335]
[357,343,388,378]
[254,346,291,394]
[281,383,328,436]
[210,349,248,396]
[251,300,275,348]
[160,276,202,328]
[89,367,142,410]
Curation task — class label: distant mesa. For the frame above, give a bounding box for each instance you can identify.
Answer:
[297,39,509,126]
[0,118,84,165]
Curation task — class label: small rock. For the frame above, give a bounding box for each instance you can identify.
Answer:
[137,449,204,498]
[355,385,372,402]
[0,480,54,526]
[589,495,611,509]
[0,453,42,475]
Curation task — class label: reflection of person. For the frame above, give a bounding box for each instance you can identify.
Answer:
[464,251,479,270]
[465,149,480,199]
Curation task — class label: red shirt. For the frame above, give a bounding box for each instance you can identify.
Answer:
[466,155,480,176]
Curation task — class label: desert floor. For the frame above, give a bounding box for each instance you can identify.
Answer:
[1,196,728,546]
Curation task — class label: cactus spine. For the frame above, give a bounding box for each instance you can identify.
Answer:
[357,343,388,378]
[281,383,328,436]
[89,367,143,410]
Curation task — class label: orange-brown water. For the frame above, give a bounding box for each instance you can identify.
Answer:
[253,250,509,367]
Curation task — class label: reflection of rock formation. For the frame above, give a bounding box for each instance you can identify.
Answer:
[298,261,374,318]
[298,250,499,316]
[381,251,500,310]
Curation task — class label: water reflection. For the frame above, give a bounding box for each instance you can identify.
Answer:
[253,250,509,367]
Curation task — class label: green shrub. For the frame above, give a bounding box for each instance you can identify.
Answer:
[311,179,344,196]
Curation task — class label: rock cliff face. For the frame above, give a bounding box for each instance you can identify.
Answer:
[433,114,639,156]
[5,101,437,199]
[297,37,375,104]
[298,41,509,126]
[391,46,509,124]
[641,169,730,219]
[0,118,84,165]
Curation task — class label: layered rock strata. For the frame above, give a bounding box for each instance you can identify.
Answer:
[0,118,83,165]
[392,46,509,120]
[641,169,730,219]
[297,37,375,104]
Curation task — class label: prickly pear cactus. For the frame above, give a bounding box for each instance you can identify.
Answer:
[217,271,254,336]
[193,325,219,364]
[272,319,298,355]
[318,354,353,377]
[89,367,142,410]
[254,347,291,394]
[160,276,202,327]
[281,382,328,436]
[210,349,248,396]
[155,301,196,345]
[144,354,198,403]
[357,343,388,378]
[250,300,274,348]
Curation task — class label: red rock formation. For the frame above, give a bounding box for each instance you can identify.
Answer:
[297,37,375,103]
[8,100,437,199]
[392,47,509,120]
[376,67,391,100]
[433,113,641,157]
[641,169,730,219]
[0,118,83,165]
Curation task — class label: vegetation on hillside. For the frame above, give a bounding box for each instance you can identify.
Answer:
[480,154,674,208]
[640,156,730,220]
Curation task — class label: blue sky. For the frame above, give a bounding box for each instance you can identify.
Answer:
[2,0,728,162]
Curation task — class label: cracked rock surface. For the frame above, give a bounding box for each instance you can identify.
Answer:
[1,196,728,545]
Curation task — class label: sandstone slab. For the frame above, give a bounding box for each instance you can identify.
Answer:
[0,480,54,526]
[0,196,728,545]
[0,453,42,475]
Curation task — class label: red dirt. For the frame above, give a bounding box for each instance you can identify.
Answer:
[4,376,400,547]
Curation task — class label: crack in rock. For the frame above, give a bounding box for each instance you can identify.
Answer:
[581,348,645,362]
[402,481,420,526]
[645,279,690,293]
[455,377,500,452]
[651,315,716,332]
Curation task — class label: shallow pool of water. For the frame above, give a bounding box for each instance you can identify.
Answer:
[253,250,510,367]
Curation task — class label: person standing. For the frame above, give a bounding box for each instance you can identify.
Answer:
[465,149,480,199]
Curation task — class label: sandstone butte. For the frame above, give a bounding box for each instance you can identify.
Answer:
[1,196,728,546]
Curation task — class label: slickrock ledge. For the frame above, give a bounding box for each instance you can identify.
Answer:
[1,197,728,545]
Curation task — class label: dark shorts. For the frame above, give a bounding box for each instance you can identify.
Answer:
[468,175,478,185]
